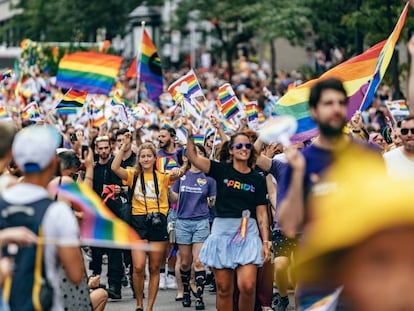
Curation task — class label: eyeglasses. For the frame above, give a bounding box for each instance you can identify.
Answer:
[400,128,414,135]
[96,136,109,142]
[231,143,253,150]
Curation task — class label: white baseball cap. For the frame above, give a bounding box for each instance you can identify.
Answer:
[12,125,61,173]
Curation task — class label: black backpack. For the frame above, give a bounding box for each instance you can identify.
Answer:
[0,196,54,311]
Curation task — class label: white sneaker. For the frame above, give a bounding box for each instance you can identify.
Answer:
[166,274,177,289]
[159,272,167,290]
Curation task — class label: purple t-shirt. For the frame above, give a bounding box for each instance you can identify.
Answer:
[157,149,180,172]
[172,171,217,220]
[277,144,334,225]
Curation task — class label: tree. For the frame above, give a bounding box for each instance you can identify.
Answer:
[8,0,147,42]
[174,0,256,78]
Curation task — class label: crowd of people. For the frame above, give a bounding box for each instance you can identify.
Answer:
[2,5,414,311]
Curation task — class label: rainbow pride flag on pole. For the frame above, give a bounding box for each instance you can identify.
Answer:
[56,52,123,95]
[168,69,204,103]
[56,182,144,248]
[137,28,163,102]
[358,2,408,112]
[275,4,407,143]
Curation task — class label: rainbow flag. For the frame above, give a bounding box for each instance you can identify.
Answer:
[21,101,41,120]
[56,182,143,248]
[193,134,205,145]
[276,41,386,143]
[137,28,163,102]
[56,51,123,95]
[0,105,9,119]
[245,102,259,128]
[216,83,241,120]
[111,92,124,105]
[58,89,87,107]
[305,287,342,311]
[156,157,178,173]
[91,103,107,128]
[1,69,13,81]
[168,69,204,103]
[358,3,408,112]
[275,5,407,143]
[216,97,240,121]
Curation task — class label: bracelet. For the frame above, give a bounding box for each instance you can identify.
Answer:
[187,133,194,139]
[352,130,361,133]
[84,176,93,181]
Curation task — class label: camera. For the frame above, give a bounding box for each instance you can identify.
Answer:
[146,212,162,226]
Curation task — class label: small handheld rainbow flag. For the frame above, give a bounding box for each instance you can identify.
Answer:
[1,69,13,81]
[245,102,259,129]
[21,101,41,120]
[56,89,88,112]
[216,83,241,120]
[0,104,10,119]
[168,69,204,103]
[56,182,144,248]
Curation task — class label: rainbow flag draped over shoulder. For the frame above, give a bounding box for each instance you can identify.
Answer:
[275,4,407,143]
[358,3,408,111]
[56,182,144,248]
[56,52,123,95]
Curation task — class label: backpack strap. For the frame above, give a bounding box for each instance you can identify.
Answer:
[0,195,55,310]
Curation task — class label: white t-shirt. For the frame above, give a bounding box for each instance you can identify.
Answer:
[2,183,79,311]
[383,147,414,183]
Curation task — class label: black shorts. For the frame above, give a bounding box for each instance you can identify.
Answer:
[272,229,299,257]
[130,214,168,242]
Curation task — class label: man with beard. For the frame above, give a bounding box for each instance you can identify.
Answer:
[157,127,180,290]
[277,78,385,310]
[383,115,414,182]
[89,136,124,299]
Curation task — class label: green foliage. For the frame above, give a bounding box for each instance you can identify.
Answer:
[9,0,145,42]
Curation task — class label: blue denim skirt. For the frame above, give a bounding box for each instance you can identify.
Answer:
[199,217,263,269]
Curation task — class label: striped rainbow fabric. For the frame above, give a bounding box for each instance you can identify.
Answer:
[56,52,123,95]
[275,4,407,143]
[57,182,143,248]
[358,2,408,112]
[168,69,204,103]
[275,41,386,143]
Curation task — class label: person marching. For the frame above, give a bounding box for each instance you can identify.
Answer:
[111,132,185,311]
[182,120,271,311]
[169,144,217,310]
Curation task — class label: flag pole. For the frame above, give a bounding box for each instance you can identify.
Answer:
[135,21,146,106]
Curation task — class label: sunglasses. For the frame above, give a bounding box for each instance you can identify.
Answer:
[117,139,123,142]
[400,128,414,135]
[231,143,253,150]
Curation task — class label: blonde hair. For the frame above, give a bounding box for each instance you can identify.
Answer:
[134,142,157,175]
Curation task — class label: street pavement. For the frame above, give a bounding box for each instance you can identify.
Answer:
[93,255,295,311]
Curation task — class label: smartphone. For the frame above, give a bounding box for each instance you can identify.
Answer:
[81,145,88,159]
[70,133,77,142]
